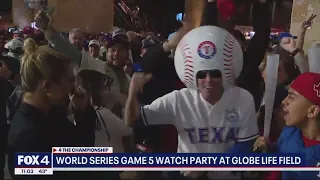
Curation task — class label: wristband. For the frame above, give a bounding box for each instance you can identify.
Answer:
[290,48,300,57]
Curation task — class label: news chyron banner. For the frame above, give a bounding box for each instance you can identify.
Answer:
[15,147,113,175]
[15,147,316,176]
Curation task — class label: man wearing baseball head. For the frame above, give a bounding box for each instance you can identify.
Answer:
[125,26,258,179]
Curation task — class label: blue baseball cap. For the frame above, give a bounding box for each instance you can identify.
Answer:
[277,32,297,41]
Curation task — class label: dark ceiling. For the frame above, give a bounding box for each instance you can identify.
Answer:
[1,0,292,33]
[130,0,185,35]
[0,0,11,11]
[132,0,292,34]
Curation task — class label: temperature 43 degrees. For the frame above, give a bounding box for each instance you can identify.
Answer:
[36,168,53,175]
[39,169,47,174]
[14,168,53,175]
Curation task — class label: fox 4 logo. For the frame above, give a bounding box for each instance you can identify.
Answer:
[17,155,50,165]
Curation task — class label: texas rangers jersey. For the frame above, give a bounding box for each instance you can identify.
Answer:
[141,86,258,153]
[278,126,320,179]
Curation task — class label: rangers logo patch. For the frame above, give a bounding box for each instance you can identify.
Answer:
[197,41,217,59]
[225,109,239,123]
[314,82,320,97]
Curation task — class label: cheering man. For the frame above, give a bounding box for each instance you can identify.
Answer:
[125,26,259,179]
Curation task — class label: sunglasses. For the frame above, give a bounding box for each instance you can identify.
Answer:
[196,70,222,79]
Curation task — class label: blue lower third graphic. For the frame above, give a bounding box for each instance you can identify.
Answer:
[52,153,305,168]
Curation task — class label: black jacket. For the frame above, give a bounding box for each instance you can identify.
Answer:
[6,85,22,122]
[133,46,180,149]
[0,79,14,179]
[0,80,14,125]
[139,45,179,105]
[202,1,271,111]
[7,102,96,180]
[0,55,20,179]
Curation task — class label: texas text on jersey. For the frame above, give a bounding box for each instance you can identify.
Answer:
[140,86,259,153]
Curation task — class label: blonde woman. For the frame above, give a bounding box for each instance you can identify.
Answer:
[7,39,96,179]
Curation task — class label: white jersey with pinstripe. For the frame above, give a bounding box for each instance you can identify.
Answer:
[140,86,258,153]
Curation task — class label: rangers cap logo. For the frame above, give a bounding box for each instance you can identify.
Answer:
[314,82,320,97]
[197,41,217,59]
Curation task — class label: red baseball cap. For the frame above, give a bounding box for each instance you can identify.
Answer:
[290,72,320,106]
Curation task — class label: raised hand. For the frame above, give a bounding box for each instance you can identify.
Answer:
[280,37,297,53]
[34,9,51,31]
[301,14,316,30]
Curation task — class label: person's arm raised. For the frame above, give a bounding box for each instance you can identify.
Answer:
[296,14,316,51]
[125,73,152,127]
[34,10,81,67]
[124,91,140,127]
[201,0,218,26]
[245,1,271,70]
[280,37,309,73]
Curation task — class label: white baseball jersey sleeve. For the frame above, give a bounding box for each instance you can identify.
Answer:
[141,91,178,126]
[236,97,259,142]
[94,107,132,153]
[141,87,258,153]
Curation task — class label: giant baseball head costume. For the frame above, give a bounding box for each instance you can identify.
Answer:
[174,26,243,89]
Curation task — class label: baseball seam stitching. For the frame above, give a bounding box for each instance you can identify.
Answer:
[223,35,235,82]
[181,40,194,87]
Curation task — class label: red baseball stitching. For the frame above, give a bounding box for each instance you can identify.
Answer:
[223,35,235,82]
[180,40,194,87]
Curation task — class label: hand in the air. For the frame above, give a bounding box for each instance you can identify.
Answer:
[301,14,316,30]
[253,136,269,153]
[280,37,297,53]
[34,9,51,31]
[129,72,152,93]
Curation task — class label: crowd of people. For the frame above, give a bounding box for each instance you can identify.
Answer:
[0,0,320,179]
